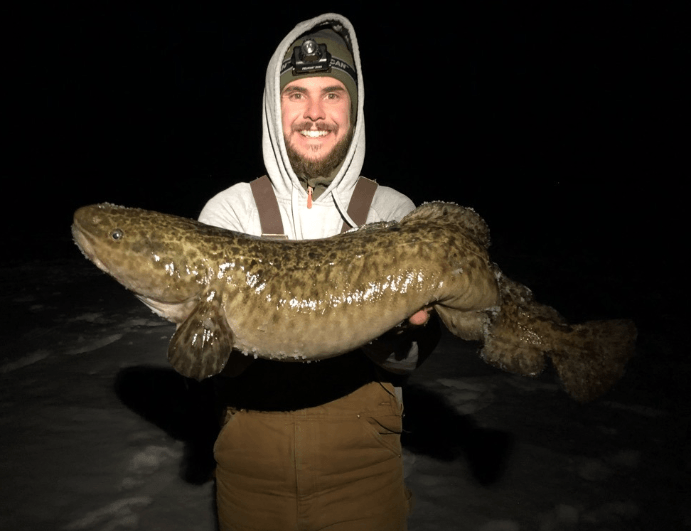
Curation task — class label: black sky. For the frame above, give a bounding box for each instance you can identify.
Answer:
[7,1,685,270]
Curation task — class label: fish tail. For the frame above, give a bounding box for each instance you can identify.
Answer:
[548,319,637,402]
[481,272,636,402]
[480,318,549,377]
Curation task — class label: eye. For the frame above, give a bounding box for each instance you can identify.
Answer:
[111,229,124,241]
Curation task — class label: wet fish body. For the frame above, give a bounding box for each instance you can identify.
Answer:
[72,202,636,402]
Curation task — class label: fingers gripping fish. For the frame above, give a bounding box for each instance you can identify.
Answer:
[72,202,636,402]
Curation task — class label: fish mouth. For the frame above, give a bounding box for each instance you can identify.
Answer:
[71,222,110,275]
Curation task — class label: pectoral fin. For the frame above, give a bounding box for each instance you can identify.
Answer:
[168,289,233,380]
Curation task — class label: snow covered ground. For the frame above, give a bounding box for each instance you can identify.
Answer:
[1,248,688,530]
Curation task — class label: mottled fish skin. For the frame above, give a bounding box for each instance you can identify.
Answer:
[72,202,636,402]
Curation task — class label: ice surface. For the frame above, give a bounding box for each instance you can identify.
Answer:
[0,254,688,530]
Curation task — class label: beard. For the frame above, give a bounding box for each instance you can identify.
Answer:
[285,125,354,182]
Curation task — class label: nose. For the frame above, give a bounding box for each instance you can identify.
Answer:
[303,97,325,121]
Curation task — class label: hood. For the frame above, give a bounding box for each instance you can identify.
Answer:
[262,13,365,231]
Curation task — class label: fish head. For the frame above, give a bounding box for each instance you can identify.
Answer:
[72,204,209,313]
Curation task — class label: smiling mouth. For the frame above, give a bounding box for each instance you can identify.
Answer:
[299,130,330,138]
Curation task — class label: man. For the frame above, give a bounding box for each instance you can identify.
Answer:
[199,13,439,531]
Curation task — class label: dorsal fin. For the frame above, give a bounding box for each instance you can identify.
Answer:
[401,202,491,248]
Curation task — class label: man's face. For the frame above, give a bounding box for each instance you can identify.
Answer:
[281,77,352,165]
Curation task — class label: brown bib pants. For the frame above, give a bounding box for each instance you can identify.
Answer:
[214,381,411,531]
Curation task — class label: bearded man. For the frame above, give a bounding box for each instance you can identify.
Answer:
[199,13,439,531]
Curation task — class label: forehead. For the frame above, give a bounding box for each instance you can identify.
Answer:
[282,76,347,93]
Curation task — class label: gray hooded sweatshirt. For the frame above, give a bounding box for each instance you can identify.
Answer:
[199,13,415,239]
[199,14,430,377]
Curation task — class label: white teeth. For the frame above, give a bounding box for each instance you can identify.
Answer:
[300,130,329,138]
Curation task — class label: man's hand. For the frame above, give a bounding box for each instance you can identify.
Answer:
[362,306,440,373]
[408,307,433,326]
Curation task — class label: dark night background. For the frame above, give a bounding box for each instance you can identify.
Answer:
[7,0,686,331]
[2,2,689,529]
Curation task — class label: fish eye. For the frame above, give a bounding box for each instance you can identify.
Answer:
[111,229,124,241]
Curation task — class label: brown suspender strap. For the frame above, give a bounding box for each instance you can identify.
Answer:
[250,176,379,238]
[341,177,378,233]
[250,176,287,239]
